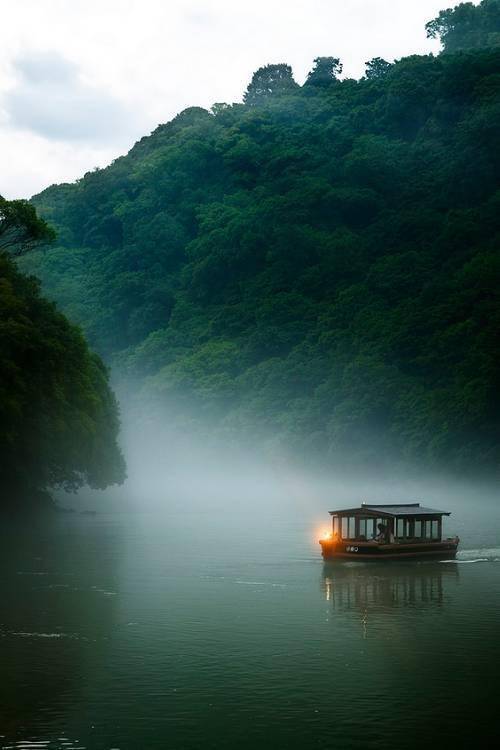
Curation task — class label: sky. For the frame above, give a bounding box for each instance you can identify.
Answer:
[0,0,460,199]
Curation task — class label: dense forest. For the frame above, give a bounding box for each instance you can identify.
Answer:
[0,197,125,508]
[23,0,500,476]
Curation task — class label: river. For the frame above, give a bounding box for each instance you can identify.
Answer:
[1,488,499,749]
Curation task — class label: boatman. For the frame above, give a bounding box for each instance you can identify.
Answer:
[375,523,386,542]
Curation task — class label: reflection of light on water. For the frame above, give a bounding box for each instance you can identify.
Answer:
[361,608,368,639]
[324,576,332,602]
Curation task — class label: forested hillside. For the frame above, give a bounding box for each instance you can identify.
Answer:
[0,197,125,508]
[25,0,500,475]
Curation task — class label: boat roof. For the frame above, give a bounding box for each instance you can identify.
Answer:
[328,503,451,518]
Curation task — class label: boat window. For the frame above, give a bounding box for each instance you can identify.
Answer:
[431,520,439,539]
[359,519,367,538]
[333,516,340,536]
[348,517,355,539]
[422,521,431,539]
[396,518,404,538]
[341,517,348,539]
[340,517,356,539]
[414,520,422,538]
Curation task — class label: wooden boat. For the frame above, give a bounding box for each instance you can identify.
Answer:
[319,503,459,560]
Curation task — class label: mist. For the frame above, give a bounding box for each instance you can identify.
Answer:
[62,387,499,556]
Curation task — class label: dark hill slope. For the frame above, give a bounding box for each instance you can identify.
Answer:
[25,45,500,474]
[0,249,125,507]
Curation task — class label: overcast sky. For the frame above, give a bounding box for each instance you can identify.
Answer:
[0,0,463,199]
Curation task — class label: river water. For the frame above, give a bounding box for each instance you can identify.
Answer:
[1,489,499,750]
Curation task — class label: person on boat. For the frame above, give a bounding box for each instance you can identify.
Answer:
[375,523,386,542]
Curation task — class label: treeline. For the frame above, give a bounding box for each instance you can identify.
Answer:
[0,198,125,508]
[25,1,500,475]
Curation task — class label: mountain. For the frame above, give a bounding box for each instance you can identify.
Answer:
[23,1,500,475]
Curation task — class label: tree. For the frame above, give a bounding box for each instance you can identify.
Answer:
[211,102,231,116]
[426,0,500,52]
[305,56,343,86]
[0,195,55,255]
[0,198,125,507]
[365,57,392,79]
[243,64,299,105]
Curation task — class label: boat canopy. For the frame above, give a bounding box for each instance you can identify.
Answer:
[328,503,451,518]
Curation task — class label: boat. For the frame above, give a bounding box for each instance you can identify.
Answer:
[319,503,459,560]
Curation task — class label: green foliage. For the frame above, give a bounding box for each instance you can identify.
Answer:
[306,57,343,86]
[243,64,299,105]
[23,5,500,476]
[0,195,55,255]
[0,201,125,506]
[364,57,392,79]
[426,0,500,52]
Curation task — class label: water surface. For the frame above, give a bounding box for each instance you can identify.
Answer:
[1,495,499,749]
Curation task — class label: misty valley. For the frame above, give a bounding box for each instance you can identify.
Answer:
[1,1,499,748]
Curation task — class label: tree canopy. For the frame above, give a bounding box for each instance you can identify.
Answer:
[0,196,55,255]
[426,0,500,51]
[364,57,392,79]
[0,197,125,507]
[22,2,500,478]
[243,64,299,104]
[306,57,343,86]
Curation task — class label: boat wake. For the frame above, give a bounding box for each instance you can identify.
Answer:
[441,547,500,563]
[440,558,489,564]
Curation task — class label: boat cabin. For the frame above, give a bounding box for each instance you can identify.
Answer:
[320,503,459,560]
[331,503,449,542]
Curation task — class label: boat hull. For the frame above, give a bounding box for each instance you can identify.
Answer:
[320,538,459,561]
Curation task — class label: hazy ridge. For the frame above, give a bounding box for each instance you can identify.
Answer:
[23,1,500,477]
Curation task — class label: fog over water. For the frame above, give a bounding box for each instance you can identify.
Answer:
[2,410,499,748]
[63,396,500,552]
[2,396,499,749]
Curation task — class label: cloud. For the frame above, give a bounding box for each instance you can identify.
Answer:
[0,128,123,199]
[4,51,141,144]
